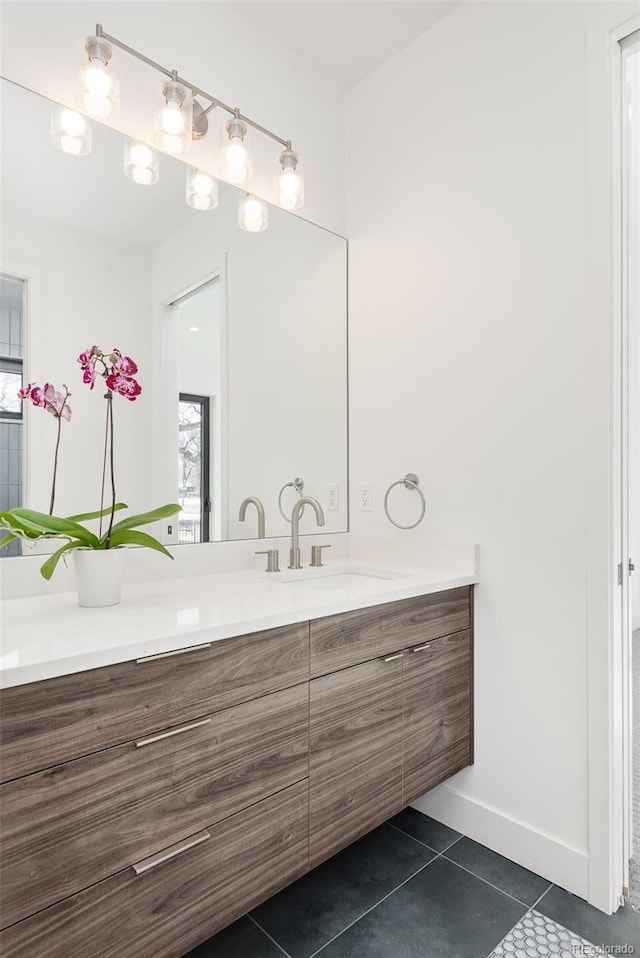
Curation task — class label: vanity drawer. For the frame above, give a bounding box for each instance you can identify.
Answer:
[0,621,309,782]
[310,589,470,677]
[0,683,309,928]
[0,779,309,958]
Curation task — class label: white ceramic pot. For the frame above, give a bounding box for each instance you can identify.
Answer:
[73,548,126,608]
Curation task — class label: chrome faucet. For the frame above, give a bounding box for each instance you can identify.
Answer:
[289,496,325,569]
[238,497,266,538]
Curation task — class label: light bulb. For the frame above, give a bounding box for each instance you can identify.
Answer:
[220,118,252,186]
[77,37,119,119]
[245,198,262,219]
[161,101,185,136]
[154,80,192,156]
[51,107,92,156]
[124,139,159,185]
[60,110,86,137]
[186,168,218,211]
[85,63,111,98]
[239,194,268,232]
[277,148,304,211]
[130,143,154,168]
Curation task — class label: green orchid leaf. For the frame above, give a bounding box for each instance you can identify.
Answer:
[11,508,101,547]
[105,503,181,541]
[0,513,60,545]
[107,529,174,558]
[66,503,128,523]
[40,540,86,581]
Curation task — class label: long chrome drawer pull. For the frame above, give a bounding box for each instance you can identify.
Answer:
[136,642,212,663]
[383,653,403,662]
[132,831,211,875]
[412,643,432,652]
[135,718,211,748]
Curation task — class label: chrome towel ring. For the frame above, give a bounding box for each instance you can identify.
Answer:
[278,477,305,522]
[384,473,426,530]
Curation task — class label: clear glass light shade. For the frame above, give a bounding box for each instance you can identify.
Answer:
[154,82,192,155]
[124,139,159,186]
[239,194,268,233]
[279,169,304,211]
[186,168,218,210]
[220,118,252,185]
[51,107,92,156]
[76,58,119,119]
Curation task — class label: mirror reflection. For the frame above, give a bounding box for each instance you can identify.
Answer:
[0,79,348,551]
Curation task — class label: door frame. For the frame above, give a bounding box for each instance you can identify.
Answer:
[587,12,640,914]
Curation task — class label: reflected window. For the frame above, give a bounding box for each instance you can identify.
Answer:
[0,274,25,557]
[178,394,211,543]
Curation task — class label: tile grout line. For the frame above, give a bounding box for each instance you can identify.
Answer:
[439,852,540,910]
[248,913,294,958]
[529,883,555,912]
[306,856,440,958]
[385,821,441,854]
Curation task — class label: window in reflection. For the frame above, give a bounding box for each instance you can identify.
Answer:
[0,274,25,557]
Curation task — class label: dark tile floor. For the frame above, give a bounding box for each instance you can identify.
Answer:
[185,807,640,958]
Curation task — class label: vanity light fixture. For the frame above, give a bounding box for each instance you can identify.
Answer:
[51,106,92,156]
[186,167,218,210]
[278,147,304,211]
[75,24,304,218]
[124,139,159,185]
[220,114,252,185]
[77,35,119,119]
[239,194,268,233]
[154,76,192,155]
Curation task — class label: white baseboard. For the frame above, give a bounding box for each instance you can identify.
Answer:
[411,782,589,901]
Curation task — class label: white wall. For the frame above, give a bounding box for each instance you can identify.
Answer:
[0,1,345,235]
[2,207,152,519]
[347,0,638,902]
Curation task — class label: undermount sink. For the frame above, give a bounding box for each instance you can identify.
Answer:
[276,567,406,590]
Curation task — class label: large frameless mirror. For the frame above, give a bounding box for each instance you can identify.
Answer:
[0,79,348,549]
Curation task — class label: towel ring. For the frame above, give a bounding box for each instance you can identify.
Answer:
[278,477,305,522]
[384,473,426,530]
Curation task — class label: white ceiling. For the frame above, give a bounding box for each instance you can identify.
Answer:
[226,1,461,90]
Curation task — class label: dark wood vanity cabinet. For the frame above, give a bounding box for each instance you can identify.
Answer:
[0,586,474,957]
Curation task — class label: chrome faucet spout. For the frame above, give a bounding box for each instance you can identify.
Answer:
[289,496,325,569]
[238,497,266,538]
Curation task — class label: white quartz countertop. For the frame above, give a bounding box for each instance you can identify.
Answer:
[0,557,478,688]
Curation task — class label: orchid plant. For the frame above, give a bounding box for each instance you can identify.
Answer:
[0,345,180,580]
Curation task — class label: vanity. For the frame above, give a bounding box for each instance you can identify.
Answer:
[0,566,475,957]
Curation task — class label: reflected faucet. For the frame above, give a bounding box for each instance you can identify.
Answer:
[289,497,325,569]
[238,497,266,538]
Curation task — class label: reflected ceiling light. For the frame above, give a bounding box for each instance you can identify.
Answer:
[188,326,200,333]
[154,76,192,155]
[124,139,159,185]
[239,194,268,233]
[51,107,92,156]
[220,114,251,185]
[278,147,304,211]
[186,168,218,211]
[77,35,119,119]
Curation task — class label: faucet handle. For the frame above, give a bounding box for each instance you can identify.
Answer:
[255,549,280,573]
[310,544,331,568]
